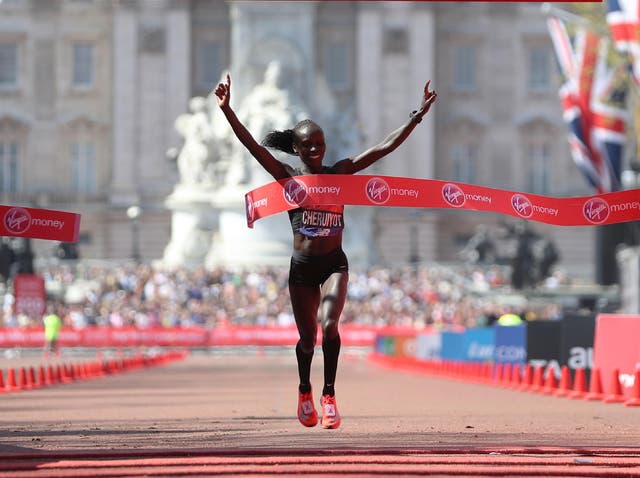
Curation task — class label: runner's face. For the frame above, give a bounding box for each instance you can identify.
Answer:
[294,125,326,168]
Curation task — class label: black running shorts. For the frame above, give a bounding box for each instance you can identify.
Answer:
[288,247,349,287]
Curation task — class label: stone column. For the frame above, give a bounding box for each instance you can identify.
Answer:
[110,3,139,207]
[356,5,383,155]
[165,2,190,162]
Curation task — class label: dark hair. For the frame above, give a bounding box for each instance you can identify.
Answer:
[261,119,319,156]
[261,129,296,155]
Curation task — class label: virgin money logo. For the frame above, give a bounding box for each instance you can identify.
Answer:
[4,207,31,235]
[365,177,390,205]
[283,178,308,207]
[583,197,610,224]
[442,183,465,208]
[245,195,254,222]
[511,194,533,218]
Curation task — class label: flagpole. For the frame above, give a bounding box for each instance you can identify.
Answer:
[540,3,609,34]
[541,3,590,26]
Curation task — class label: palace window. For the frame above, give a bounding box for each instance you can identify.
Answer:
[0,141,19,193]
[72,42,94,87]
[71,142,96,193]
[0,43,18,88]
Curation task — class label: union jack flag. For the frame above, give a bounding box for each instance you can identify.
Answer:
[547,16,628,193]
[606,0,640,88]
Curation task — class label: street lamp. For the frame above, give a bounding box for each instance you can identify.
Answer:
[126,205,142,263]
[408,209,420,266]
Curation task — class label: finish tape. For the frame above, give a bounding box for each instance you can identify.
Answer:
[245,175,640,228]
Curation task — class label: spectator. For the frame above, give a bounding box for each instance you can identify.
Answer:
[43,303,63,358]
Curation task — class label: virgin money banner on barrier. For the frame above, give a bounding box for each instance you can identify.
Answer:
[593,314,640,399]
[245,175,640,228]
[0,325,383,348]
[13,274,46,318]
[1,205,81,242]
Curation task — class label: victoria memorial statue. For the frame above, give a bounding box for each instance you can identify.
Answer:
[163,61,371,269]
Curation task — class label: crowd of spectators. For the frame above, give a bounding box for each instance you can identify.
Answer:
[0,261,567,331]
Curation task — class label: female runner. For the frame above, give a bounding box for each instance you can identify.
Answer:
[214,74,436,429]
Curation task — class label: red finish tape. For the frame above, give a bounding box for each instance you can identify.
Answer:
[245,175,640,228]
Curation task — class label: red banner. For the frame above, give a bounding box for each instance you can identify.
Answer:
[1,205,81,242]
[13,274,46,318]
[245,175,640,228]
[0,325,386,348]
[593,314,640,398]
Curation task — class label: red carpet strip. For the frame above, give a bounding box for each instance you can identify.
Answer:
[1,449,639,477]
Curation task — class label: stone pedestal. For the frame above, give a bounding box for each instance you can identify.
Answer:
[162,188,218,268]
[204,186,292,268]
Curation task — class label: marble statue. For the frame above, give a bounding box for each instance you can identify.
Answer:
[165,60,371,268]
[174,96,218,187]
[226,61,308,187]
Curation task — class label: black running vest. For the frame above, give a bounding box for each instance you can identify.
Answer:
[287,168,345,238]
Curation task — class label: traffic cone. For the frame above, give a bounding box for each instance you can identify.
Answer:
[20,367,33,390]
[493,363,503,384]
[5,368,19,392]
[18,367,30,390]
[29,367,39,389]
[46,365,56,385]
[38,366,47,387]
[541,366,558,395]
[510,364,522,389]
[603,369,626,404]
[56,364,64,383]
[519,364,533,391]
[554,366,572,398]
[569,368,587,399]
[501,363,512,387]
[585,368,604,401]
[60,364,72,383]
[624,370,640,407]
[529,365,544,393]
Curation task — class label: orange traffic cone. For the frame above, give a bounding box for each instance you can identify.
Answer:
[554,365,572,398]
[603,369,626,404]
[38,366,47,387]
[5,368,19,392]
[18,367,30,390]
[501,363,512,387]
[46,365,56,385]
[510,364,522,389]
[541,367,558,395]
[24,367,34,390]
[29,367,39,389]
[585,368,604,401]
[529,365,544,393]
[569,368,587,399]
[493,363,503,384]
[60,364,72,383]
[519,364,533,391]
[57,364,65,384]
[624,370,640,407]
